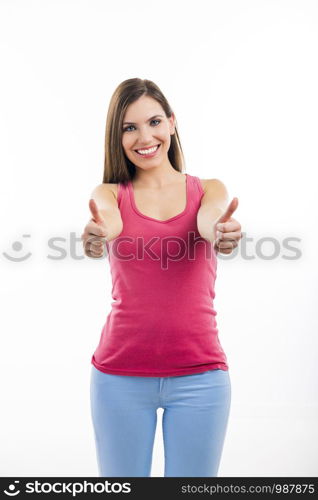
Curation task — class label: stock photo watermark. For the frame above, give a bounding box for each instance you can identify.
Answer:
[2,231,302,271]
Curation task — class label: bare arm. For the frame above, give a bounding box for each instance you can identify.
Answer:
[197,179,229,243]
[90,183,123,241]
[82,184,123,258]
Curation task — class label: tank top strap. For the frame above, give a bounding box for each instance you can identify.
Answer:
[117,181,123,206]
[116,181,130,208]
[186,174,204,213]
[190,174,205,198]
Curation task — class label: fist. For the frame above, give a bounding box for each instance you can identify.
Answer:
[81,199,108,258]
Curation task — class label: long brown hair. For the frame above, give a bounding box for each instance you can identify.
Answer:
[102,78,186,184]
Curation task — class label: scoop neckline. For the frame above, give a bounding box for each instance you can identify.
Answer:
[128,173,189,223]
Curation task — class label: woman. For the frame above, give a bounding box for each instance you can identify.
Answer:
[82,78,242,477]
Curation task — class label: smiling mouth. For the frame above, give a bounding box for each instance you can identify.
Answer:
[134,144,161,155]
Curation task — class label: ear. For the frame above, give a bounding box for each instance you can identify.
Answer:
[169,112,176,135]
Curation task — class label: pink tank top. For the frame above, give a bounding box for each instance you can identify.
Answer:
[91,173,229,377]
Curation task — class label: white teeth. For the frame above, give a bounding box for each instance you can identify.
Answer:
[136,145,159,155]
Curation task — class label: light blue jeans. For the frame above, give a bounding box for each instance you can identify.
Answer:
[90,365,231,477]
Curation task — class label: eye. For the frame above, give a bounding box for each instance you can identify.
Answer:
[123,125,134,132]
[122,119,161,132]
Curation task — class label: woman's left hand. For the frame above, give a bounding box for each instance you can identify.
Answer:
[213,198,242,254]
[214,217,242,254]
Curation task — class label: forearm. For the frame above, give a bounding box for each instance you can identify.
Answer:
[100,208,123,242]
[197,206,223,243]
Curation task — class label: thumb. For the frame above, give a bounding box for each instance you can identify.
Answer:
[89,198,104,224]
[217,197,239,224]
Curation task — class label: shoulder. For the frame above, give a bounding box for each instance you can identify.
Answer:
[91,183,119,201]
[198,178,228,195]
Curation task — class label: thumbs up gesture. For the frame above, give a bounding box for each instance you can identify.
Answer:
[214,197,242,254]
[81,199,109,258]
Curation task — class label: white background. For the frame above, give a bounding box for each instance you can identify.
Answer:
[0,0,317,477]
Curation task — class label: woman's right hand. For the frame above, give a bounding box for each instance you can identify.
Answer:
[81,199,109,258]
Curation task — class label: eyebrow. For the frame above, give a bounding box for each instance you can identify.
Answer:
[123,114,164,126]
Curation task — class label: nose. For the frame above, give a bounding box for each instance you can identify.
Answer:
[136,126,156,145]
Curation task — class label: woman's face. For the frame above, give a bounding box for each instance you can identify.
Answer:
[121,95,175,170]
